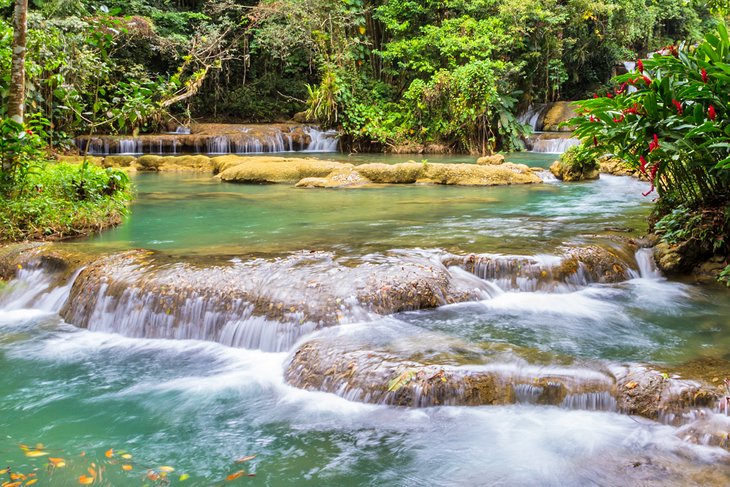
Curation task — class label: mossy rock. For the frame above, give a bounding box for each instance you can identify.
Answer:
[217,157,344,183]
[542,101,577,132]
[137,155,165,171]
[295,166,370,188]
[355,162,426,183]
[476,154,505,165]
[104,155,137,168]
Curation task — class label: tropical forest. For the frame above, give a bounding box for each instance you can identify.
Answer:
[1,0,730,484]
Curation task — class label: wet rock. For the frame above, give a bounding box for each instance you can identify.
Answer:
[613,364,721,422]
[676,412,730,449]
[217,157,542,187]
[0,243,95,282]
[541,101,577,132]
[295,167,371,188]
[654,241,698,275]
[476,154,505,165]
[217,157,343,183]
[103,155,137,168]
[442,244,637,291]
[600,157,645,178]
[285,334,615,407]
[59,250,483,350]
[549,160,600,182]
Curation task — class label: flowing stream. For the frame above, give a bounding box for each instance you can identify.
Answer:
[1,153,729,485]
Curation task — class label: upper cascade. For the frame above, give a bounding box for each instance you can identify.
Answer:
[518,101,581,153]
[75,123,339,156]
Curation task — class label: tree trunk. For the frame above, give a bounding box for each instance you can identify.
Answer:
[8,0,28,124]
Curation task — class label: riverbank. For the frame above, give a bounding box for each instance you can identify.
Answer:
[0,162,132,243]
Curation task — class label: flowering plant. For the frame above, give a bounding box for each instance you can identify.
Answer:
[570,22,730,207]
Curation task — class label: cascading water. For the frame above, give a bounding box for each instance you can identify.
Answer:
[519,102,581,153]
[304,127,339,152]
[75,124,340,155]
[2,164,729,485]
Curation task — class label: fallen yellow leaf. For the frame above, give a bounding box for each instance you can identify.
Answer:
[226,471,245,481]
[121,465,133,471]
[120,453,132,460]
[25,451,48,458]
[158,466,174,473]
[78,475,94,485]
[105,449,113,458]
[179,474,190,481]
[49,457,66,468]
[625,381,638,390]
[25,480,38,486]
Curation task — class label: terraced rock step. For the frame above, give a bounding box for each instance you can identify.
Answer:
[285,332,725,429]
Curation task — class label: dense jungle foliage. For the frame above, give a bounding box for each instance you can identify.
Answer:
[0,0,726,153]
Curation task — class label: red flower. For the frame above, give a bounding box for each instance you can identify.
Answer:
[606,93,614,98]
[642,75,652,86]
[637,60,644,73]
[701,68,708,83]
[709,105,716,121]
[25,129,33,135]
[593,93,599,99]
[672,99,683,115]
[613,115,625,123]
[589,115,597,122]
[639,155,648,175]
[616,82,628,95]
[648,134,659,152]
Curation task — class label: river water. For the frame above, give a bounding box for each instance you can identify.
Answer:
[1,153,729,485]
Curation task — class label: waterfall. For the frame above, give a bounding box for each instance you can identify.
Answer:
[304,127,339,152]
[634,248,662,279]
[73,124,339,155]
[518,104,549,131]
[526,136,580,154]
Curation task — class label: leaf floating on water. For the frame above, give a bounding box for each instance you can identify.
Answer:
[25,451,48,458]
[121,465,133,471]
[178,474,190,481]
[226,470,245,481]
[25,480,38,486]
[120,453,132,460]
[146,471,160,481]
[104,449,113,458]
[235,455,256,463]
[158,466,175,473]
[78,475,94,485]
[2,482,21,487]
[49,457,66,468]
